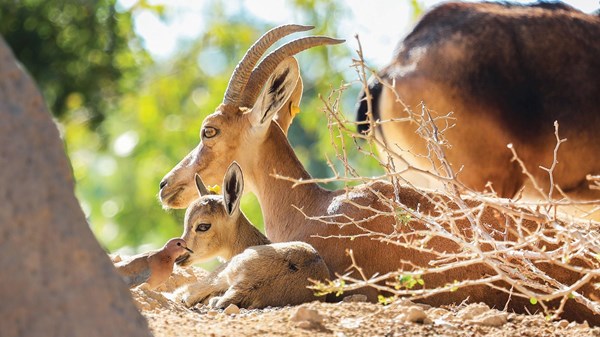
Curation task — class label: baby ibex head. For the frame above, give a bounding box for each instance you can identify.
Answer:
[159,25,343,209]
[176,162,244,266]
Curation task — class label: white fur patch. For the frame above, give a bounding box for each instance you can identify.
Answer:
[390,44,428,77]
[327,190,369,214]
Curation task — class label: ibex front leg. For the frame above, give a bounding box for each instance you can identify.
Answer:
[177,264,228,307]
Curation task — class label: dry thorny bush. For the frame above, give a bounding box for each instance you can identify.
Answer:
[276,37,600,320]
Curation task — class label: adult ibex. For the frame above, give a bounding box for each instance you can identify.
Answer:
[159,25,600,323]
[356,2,600,206]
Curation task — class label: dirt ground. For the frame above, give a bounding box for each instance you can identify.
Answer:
[129,266,600,337]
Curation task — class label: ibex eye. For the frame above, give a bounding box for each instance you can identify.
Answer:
[202,127,219,139]
[196,223,211,232]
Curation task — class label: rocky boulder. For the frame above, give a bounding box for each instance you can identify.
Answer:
[0,36,151,337]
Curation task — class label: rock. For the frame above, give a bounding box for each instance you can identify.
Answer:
[469,311,508,327]
[290,305,326,330]
[0,36,150,337]
[156,266,206,293]
[427,307,450,319]
[556,320,569,328]
[432,318,454,328]
[507,313,518,322]
[224,303,240,315]
[457,303,491,320]
[290,305,324,324]
[296,321,313,330]
[342,294,368,303]
[394,306,428,323]
[396,299,431,311]
[340,317,362,329]
[110,253,123,263]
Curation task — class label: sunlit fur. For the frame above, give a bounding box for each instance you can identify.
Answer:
[356,2,600,209]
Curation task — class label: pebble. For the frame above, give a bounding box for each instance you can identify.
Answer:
[556,320,569,328]
[290,305,326,330]
[342,294,368,303]
[223,304,240,315]
[207,310,218,316]
[469,311,508,327]
[340,317,362,329]
[396,299,431,311]
[457,303,490,320]
[290,305,324,324]
[296,321,313,329]
[432,318,454,328]
[394,306,427,323]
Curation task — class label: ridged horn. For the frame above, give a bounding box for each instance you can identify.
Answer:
[221,24,315,109]
[240,36,345,108]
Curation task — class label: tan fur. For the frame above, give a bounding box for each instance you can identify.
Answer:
[159,36,600,322]
[274,76,303,135]
[176,163,330,309]
[359,2,600,212]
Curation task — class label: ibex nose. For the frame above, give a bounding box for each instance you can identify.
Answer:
[159,179,168,189]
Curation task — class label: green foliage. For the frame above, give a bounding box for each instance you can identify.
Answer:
[312,278,346,297]
[448,280,459,292]
[409,0,425,20]
[377,294,395,305]
[395,274,425,290]
[396,209,413,225]
[0,0,150,127]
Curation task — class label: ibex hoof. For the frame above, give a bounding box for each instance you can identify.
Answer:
[208,296,222,309]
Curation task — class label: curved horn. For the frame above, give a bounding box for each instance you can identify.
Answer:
[240,36,345,108]
[221,24,315,109]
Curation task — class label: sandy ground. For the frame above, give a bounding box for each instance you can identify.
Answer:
[129,266,600,337]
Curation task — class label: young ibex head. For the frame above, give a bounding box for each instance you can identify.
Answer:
[159,25,343,209]
[176,161,265,266]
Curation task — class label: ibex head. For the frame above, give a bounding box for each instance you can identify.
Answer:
[159,25,343,208]
[177,162,244,266]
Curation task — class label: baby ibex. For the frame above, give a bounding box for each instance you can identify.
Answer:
[175,162,330,309]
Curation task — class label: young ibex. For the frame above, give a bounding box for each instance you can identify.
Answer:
[175,162,330,309]
[355,2,600,204]
[159,25,600,323]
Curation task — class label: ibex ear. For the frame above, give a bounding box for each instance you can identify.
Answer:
[250,57,300,129]
[195,173,209,197]
[223,162,244,217]
[274,75,303,135]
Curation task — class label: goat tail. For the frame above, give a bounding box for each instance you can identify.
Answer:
[355,76,383,135]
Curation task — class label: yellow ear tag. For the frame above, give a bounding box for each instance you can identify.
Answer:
[207,185,221,195]
[291,105,301,117]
